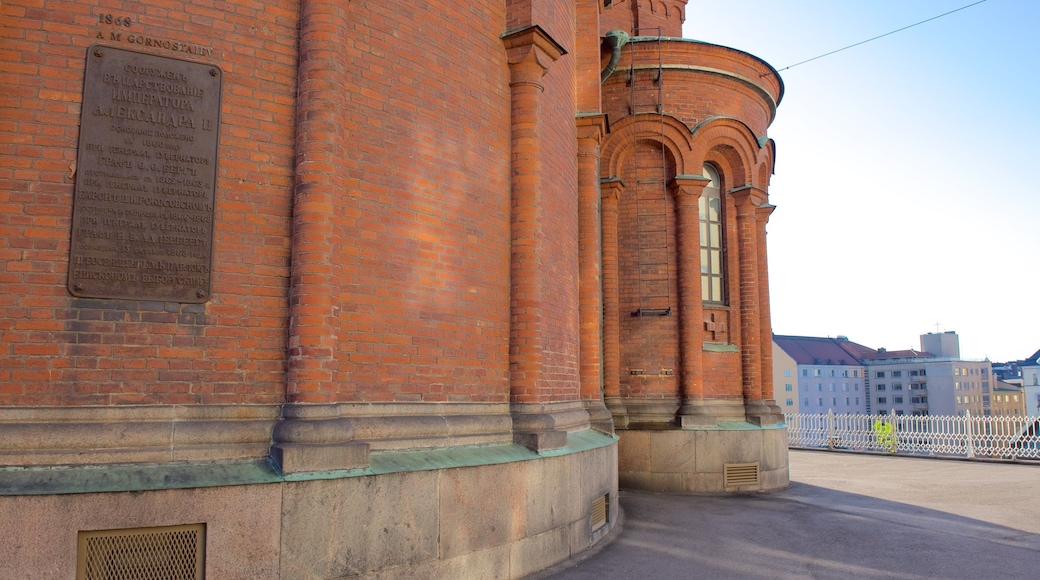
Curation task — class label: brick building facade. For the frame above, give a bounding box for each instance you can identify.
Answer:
[597,3,787,491]
[1,0,785,577]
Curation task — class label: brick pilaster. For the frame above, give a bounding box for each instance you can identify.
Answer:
[732,187,762,404]
[731,187,782,425]
[599,177,627,426]
[671,175,711,424]
[273,0,369,473]
[756,203,776,401]
[747,201,783,425]
[285,0,346,403]
[577,115,613,433]
[502,26,580,451]
[502,25,565,405]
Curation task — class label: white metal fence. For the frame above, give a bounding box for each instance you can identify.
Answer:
[786,411,1040,460]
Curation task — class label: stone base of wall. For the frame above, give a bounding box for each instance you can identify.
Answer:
[0,432,617,579]
[617,423,788,493]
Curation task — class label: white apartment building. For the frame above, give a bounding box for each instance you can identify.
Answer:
[773,335,869,415]
[772,340,799,414]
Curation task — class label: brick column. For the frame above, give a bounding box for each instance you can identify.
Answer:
[271,0,368,473]
[671,175,712,426]
[503,26,582,451]
[749,201,782,425]
[732,187,781,426]
[286,0,343,401]
[600,177,627,427]
[577,115,613,433]
[732,188,761,403]
[756,203,776,401]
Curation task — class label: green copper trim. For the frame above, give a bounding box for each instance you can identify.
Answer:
[0,430,618,495]
[703,342,741,353]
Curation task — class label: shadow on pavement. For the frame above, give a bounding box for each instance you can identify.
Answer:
[544,483,1040,579]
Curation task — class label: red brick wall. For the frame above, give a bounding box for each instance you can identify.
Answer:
[601,41,779,140]
[600,1,635,36]
[0,0,297,405]
[1,1,533,406]
[701,351,742,399]
[600,1,687,37]
[575,0,601,114]
[617,141,678,399]
[332,2,513,403]
[537,0,581,401]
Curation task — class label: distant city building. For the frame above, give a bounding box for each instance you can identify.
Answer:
[862,349,936,416]
[991,361,1023,384]
[866,360,990,416]
[1021,348,1040,416]
[775,331,995,417]
[863,333,991,416]
[921,331,960,358]
[772,340,799,414]
[773,335,870,414]
[991,380,1026,417]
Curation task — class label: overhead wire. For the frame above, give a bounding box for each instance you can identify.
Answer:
[764,0,990,76]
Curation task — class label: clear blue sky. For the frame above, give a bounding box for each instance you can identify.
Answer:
[683,0,1039,362]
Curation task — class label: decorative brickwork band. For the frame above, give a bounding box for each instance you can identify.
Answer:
[671,175,710,412]
[577,115,613,433]
[599,177,627,427]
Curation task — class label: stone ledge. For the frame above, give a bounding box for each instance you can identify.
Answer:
[0,404,280,467]
[0,402,521,469]
[0,430,618,495]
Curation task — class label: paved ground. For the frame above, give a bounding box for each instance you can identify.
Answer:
[541,450,1040,579]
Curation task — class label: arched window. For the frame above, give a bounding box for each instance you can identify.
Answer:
[699,165,724,303]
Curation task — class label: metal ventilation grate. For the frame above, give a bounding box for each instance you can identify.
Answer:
[77,524,205,580]
[590,494,609,530]
[724,463,760,488]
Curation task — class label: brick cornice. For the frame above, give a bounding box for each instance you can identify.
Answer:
[576,113,609,145]
[729,184,767,208]
[501,24,567,74]
[670,174,711,198]
[599,177,625,201]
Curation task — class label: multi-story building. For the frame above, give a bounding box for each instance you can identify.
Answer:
[992,361,1023,384]
[1021,349,1040,416]
[864,350,936,416]
[991,380,1027,417]
[864,332,992,416]
[772,340,799,414]
[775,332,996,417]
[773,335,870,414]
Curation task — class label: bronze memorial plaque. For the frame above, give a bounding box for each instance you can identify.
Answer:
[69,45,221,303]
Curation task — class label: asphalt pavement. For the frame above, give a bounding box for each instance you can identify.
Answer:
[540,450,1040,580]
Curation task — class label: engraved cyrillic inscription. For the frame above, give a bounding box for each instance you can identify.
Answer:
[70,45,221,303]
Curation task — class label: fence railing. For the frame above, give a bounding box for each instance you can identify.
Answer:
[786,411,1040,460]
